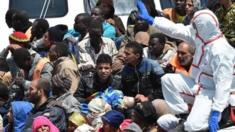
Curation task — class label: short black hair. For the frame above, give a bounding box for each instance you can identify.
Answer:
[100,4,115,19]
[96,54,112,66]
[31,19,49,39]
[12,10,31,32]
[37,78,51,98]
[12,48,31,64]
[150,33,167,45]
[52,42,69,57]
[74,13,92,28]
[48,24,68,42]
[88,17,103,36]
[125,41,143,58]
[5,9,19,28]
[133,21,149,35]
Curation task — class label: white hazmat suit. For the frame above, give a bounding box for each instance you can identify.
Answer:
[153,9,235,131]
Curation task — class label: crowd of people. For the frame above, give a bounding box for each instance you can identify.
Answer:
[0,0,234,131]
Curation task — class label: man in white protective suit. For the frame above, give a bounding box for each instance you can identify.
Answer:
[137,0,235,131]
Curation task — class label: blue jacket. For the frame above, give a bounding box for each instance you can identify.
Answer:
[5,101,33,132]
[121,58,164,100]
[102,22,116,40]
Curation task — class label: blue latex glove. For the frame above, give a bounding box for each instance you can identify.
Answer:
[136,0,154,24]
[209,111,220,132]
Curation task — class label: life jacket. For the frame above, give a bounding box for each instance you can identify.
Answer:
[32,57,49,80]
[170,55,190,76]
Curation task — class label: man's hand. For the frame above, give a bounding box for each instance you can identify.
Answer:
[209,111,220,132]
[136,0,154,24]
[135,94,149,102]
[106,18,115,26]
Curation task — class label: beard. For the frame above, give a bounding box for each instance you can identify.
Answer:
[28,91,41,104]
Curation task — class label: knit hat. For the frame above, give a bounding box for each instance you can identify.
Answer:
[32,116,59,132]
[102,110,125,128]
[69,112,86,127]
[157,114,180,131]
[9,32,30,43]
[88,98,106,114]
[119,119,133,131]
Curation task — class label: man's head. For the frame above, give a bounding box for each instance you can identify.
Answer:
[149,33,167,58]
[43,24,68,49]
[74,13,91,33]
[100,4,115,20]
[5,9,19,28]
[186,0,194,15]
[133,21,149,36]
[96,54,112,81]
[132,101,158,128]
[48,42,69,62]
[89,18,103,50]
[177,42,195,69]
[28,79,51,105]
[174,0,186,16]
[12,10,31,32]
[191,10,220,42]
[124,41,143,66]
[31,19,49,40]
[12,48,32,71]
[91,7,103,19]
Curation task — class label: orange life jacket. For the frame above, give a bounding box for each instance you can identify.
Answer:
[32,58,49,80]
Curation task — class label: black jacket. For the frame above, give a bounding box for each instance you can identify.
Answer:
[23,98,67,132]
[74,72,122,103]
[121,58,164,100]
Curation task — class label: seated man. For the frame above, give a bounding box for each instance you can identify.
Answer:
[165,41,195,76]
[78,18,117,73]
[23,79,67,132]
[121,41,164,101]
[12,48,53,90]
[147,33,177,68]
[48,42,80,95]
[75,54,121,103]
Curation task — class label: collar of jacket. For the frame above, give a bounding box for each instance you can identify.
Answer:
[126,57,143,69]
[93,73,113,89]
